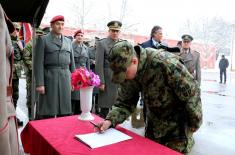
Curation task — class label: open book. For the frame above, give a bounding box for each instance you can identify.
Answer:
[75,128,132,149]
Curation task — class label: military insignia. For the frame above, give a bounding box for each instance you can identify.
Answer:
[114,22,118,27]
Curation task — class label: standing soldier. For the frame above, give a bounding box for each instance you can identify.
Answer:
[71,29,90,114]
[95,21,122,118]
[96,40,202,154]
[179,34,201,84]
[23,28,45,120]
[10,22,24,126]
[34,15,75,119]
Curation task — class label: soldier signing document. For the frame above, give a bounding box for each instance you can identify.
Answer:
[96,40,202,154]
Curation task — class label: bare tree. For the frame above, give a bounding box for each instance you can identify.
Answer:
[120,0,127,23]
[73,0,93,30]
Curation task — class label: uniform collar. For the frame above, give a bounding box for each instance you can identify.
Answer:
[136,46,147,74]
[152,38,161,47]
[108,36,119,43]
[50,32,62,39]
[182,48,190,54]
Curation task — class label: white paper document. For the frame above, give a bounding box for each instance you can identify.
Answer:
[75,128,132,149]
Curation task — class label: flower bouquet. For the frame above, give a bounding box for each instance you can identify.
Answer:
[71,67,100,90]
[71,67,100,120]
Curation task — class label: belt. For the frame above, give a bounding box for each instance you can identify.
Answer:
[45,65,69,69]
[7,86,12,96]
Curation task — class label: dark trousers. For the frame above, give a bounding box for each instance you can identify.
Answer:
[12,78,19,108]
[220,69,227,83]
[72,99,81,115]
[35,114,71,120]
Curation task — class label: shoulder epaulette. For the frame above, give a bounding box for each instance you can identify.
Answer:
[99,38,106,41]
[194,50,200,55]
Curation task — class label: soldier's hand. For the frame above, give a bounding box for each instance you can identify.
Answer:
[99,84,105,91]
[36,86,45,94]
[94,120,112,133]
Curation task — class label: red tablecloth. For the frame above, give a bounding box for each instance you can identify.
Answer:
[21,115,182,155]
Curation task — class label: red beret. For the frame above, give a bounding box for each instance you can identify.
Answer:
[50,15,64,23]
[74,29,84,37]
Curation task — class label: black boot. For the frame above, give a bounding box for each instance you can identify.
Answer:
[17,118,23,127]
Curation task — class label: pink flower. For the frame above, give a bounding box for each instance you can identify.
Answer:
[71,67,100,90]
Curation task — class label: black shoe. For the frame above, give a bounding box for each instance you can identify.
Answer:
[219,82,222,84]
[17,118,23,126]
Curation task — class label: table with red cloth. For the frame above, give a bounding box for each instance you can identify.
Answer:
[21,115,182,155]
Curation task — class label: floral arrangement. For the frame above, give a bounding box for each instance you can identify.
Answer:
[71,67,100,90]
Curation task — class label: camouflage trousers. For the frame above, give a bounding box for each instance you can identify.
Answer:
[12,78,19,108]
[12,63,22,108]
[146,125,195,154]
[165,136,195,154]
[26,71,32,118]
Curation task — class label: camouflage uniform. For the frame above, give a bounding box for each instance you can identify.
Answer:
[23,40,33,117]
[106,41,202,154]
[22,29,45,118]
[11,36,24,107]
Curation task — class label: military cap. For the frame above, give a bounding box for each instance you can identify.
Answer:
[74,29,84,37]
[107,20,122,30]
[42,27,51,34]
[109,40,135,83]
[13,22,21,30]
[36,28,45,35]
[181,34,193,42]
[50,15,64,23]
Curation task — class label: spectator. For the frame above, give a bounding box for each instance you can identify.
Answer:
[219,55,229,84]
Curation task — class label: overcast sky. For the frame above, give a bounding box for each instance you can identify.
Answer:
[42,0,235,39]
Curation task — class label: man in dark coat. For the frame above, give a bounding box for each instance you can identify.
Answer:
[219,55,229,84]
[95,21,122,118]
[141,25,168,49]
[34,15,75,119]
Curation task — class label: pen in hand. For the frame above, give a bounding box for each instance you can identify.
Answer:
[89,121,103,133]
[89,121,100,128]
[90,120,112,133]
